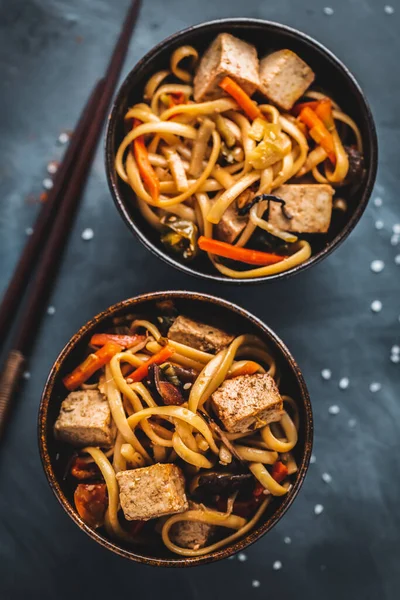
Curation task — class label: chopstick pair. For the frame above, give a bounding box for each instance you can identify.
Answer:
[0,0,142,441]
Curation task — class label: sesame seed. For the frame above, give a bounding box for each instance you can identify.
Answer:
[321,368,332,380]
[395,255,400,266]
[283,536,292,544]
[47,306,56,315]
[329,404,340,415]
[238,553,247,562]
[390,354,400,364]
[384,5,395,14]
[348,418,357,428]
[393,224,400,235]
[47,161,59,174]
[370,260,385,273]
[391,234,399,246]
[126,378,133,384]
[310,454,316,464]
[23,371,31,380]
[374,197,383,207]
[339,377,349,390]
[391,345,400,354]
[183,382,192,390]
[371,300,382,313]
[323,7,334,15]
[322,472,332,483]
[55,453,60,460]
[25,227,34,236]
[252,580,261,588]
[272,560,282,570]
[42,178,53,190]
[58,132,70,144]
[369,382,382,393]
[314,504,324,515]
[375,220,384,230]
[157,316,164,323]
[81,228,94,241]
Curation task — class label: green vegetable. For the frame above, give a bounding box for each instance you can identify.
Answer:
[160,215,198,261]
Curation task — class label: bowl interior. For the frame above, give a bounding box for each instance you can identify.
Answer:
[106,19,377,283]
[39,292,313,566]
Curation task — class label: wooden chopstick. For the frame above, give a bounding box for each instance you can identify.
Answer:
[0,0,142,441]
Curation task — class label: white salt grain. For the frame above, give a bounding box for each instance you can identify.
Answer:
[369,382,382,393]
[252,580,261,588]
[47,161,58,174]
[321,368,332,380]
[370,260,385,273]
[395,255,400,266]
[329,404,340,415]
[339,377,349,390]
[323,7,334,15]
[42,178,54,190]
[284,536,292,544]
[314,504,324,515]
[390,354,400,364]
[371,300,382,313]
[23,371,31,380]
[81,228,94,241]
[272,560,282,571]
[322,472,332,483]
[384,5,395,14]
[25,227,34,236]
[374,197,383,207]
[391,345,400,355]
[58,132,70,144]
[375,220,384,230]
[391,234,399,246]
[393,224,400,235]
[238,553,247,562]
[310,454,316,464]
[183,382,192,390]
[47,306,56,315]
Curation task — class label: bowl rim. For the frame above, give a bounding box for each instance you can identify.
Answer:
[105,17,378,285]
[38,290,313,567]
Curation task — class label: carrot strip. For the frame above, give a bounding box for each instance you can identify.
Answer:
[292,100,321,116]
[127,345,175,382]
[271,461,289,483]
[227,361,260,379]
[314,98,335,131]
[219,76,261,121]
[298,106,336,164]
[90,333,146,348]
[132,118,160,201]
[63,341,123,391]
[198,236,285,266]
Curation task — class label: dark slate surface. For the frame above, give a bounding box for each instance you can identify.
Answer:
[0,1,399,598]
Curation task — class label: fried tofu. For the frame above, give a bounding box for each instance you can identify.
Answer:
[268,184,334,233]
[168,315,234,353]
[169,502,215,550]
[211,373,283,433]
[116,464,188,521]
[216,203,248,244]
[259,49,315,111]
[194,33,260,102]
[54,390,115,448]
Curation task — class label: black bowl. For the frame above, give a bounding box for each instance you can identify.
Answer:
[105,19,378,284]
[38,291,313,567]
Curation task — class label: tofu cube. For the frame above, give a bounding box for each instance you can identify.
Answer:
[169,502,214,550]
[116,464,188,521]
[211,373,283,433]
[216,202,248,244]
[54,390,115,447]
[194,33,260,102]
[268,184,334,233]
[168,315,234,353]
[259,49,315,111]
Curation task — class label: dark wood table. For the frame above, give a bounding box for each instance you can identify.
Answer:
[0,1,399,598]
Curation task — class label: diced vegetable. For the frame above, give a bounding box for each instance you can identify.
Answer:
[198,236,286,266]
[248,118,271,142]
[298,107,336,164]
[70,457,99,480]
[132,118,160,201]
[126,345,175,382]
[219,76,262,121]
[292,100,321,116]
[90,333,146,348]
[74,483,108,529]
[271,461,289,483]
[160,215,199,261]
[248,123,289,169]
[63,341,123,391]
